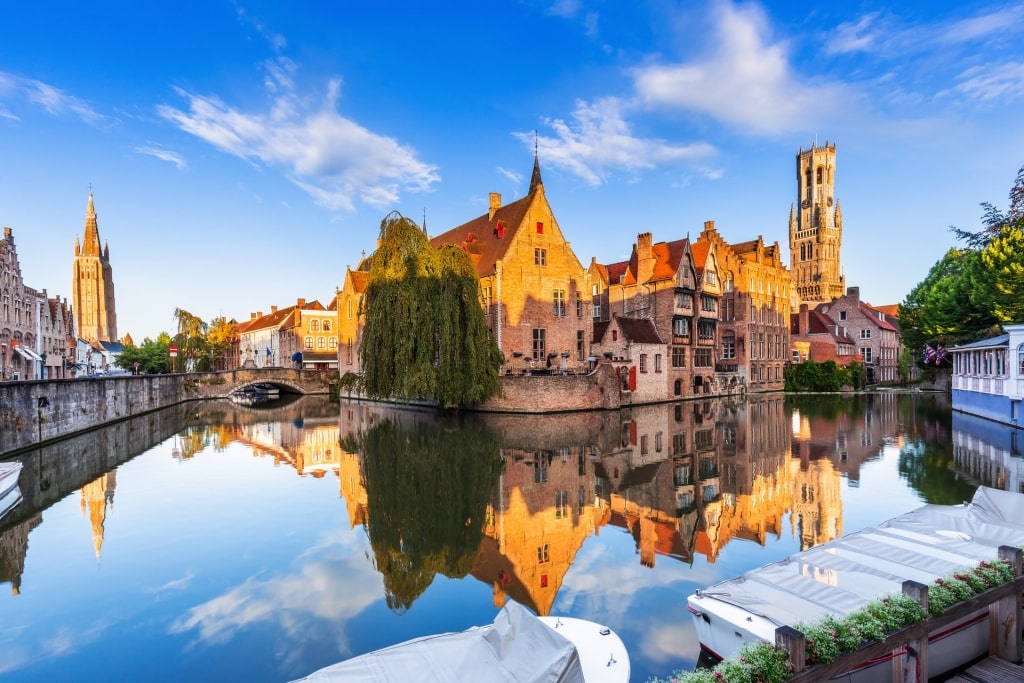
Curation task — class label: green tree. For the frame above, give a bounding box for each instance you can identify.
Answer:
[359,212,503,408]
[206,316,236,371]
[173,308,209,372]
[115,337,171,374]
[980,223,1024,323]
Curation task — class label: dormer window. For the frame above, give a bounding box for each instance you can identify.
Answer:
[495,222,506,238]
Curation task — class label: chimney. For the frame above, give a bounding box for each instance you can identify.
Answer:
[297,298,306,307]
[799,304,809,336]
[251,313,258,321]
[703,220,715,234]
[271,306,278,313]
[489,192,501,220]
[847,286,859,300]
[636,232,655,283]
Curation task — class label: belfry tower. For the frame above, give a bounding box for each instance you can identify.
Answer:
[788,142,845,305]
[72,193,118,343]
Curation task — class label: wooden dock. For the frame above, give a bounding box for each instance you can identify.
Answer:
[946,656,1024,683]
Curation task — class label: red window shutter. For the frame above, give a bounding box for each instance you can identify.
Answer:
[629,420,637,445]
[537,221,543,234]
[629,366,637,392]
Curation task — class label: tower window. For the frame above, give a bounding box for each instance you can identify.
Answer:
[817,166,824,184]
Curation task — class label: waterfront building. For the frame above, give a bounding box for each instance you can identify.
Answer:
[72,193,117,345]
[337,264,368,372]
[789,142,846,306]
[2,227,74,380]
[790,303,861,366]
[695,220,791,391]
[237,297,338,370]
[950,323,1024,430]
[814,287,901,384]
[429,157,595,375]
[600,232,715,399]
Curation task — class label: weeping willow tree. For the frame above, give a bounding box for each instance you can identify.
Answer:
[353,417,505,613]
[360,212,503,408]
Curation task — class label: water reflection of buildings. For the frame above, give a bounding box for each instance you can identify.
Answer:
[235,418,341,478]
[952,411,1024,493]
[335,394,910,616]
[81,471,117,560]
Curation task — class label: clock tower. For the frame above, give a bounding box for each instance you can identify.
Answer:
[789,142,845,305]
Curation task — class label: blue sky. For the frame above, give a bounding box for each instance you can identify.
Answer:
[2,1,1022,341]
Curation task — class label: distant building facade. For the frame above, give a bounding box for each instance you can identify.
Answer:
[815,287,900,384]
[72,193,117,344]
[696,220,791,391]
[2,226,74,380]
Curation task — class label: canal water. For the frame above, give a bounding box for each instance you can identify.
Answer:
[0,391,1015,682]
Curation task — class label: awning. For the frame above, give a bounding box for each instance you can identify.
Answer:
[14,346,42,361]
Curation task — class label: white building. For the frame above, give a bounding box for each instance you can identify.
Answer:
[950,323,1024,430]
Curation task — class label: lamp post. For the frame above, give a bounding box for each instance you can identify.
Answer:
[1,342,6,380]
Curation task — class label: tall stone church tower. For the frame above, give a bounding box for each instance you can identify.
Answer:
[788,142,845,305]
[72,193,117,343]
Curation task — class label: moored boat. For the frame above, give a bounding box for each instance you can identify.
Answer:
[0,461,24,522]
[292,601,629,683]
[687,486,1024,682]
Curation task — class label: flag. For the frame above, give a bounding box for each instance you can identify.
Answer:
[935,344,947,365]
[923,344,936,364]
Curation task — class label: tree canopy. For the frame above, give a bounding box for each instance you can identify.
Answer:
[359,212,504,408]
[900,163,1024,356]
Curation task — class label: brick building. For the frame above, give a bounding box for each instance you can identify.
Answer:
[696,221,791,391]
[429,157,594,375]
[790,303,860,366]
[815,287,901,384]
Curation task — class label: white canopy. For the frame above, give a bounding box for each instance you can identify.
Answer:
[292,601,585,683]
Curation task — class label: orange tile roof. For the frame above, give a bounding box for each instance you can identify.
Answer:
[429,193,535,277]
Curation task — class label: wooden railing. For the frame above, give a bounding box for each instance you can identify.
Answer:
[777,546,1023,683]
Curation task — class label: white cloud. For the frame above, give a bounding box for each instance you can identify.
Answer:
[519,97,716,186]
[497,166,524,187]
[937,5,1024,44]
[135,145,187,169]
[157,59,439,212]
[956,62,1024,103]
[632,2,847,135]
[0,70,103,125]
[826,13,881,55]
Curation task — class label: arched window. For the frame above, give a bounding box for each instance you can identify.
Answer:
[816,166,823,184]
[310,320,320,332]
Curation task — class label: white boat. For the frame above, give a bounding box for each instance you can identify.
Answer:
[292,601,629,683]
[687,486,1024,682]
[0,461,24,522]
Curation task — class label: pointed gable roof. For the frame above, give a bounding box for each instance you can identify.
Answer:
[429,193,534,278]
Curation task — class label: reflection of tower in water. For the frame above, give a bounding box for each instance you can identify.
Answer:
[80,470,117,561]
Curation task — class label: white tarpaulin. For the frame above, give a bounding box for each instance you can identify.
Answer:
[293,601,585,683]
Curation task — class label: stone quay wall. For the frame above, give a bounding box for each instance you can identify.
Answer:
[0,369,337,457]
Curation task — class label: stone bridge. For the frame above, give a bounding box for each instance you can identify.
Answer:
[181,368,338,399]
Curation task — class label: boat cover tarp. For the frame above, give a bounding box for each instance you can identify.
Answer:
[292,601,585,683]
[692,486,1024,628]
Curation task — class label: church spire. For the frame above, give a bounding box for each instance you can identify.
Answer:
[82,192,102,257]
[528,132,543,194]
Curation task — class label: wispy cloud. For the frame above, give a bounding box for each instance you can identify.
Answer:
[497,166,524,187]
[157,58,439,212]
[937,5,1024,45]
[0,70,103,125]
[135,145,187,169]
[631,2,848,135]
[956,62,1024,103]
[826,13,881,55]
[519,97,716,186]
